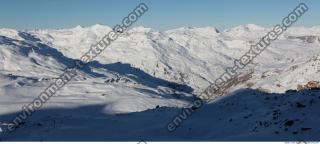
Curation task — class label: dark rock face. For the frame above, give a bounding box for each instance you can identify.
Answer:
[288,36,319,43]
[284,120,294,127]
[297,81,320,91]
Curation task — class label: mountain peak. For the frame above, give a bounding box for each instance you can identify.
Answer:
[71,25,85,30]
[165,26,220,35]
[244,24,264,30]
[128,26,155,33]
[225,24,265,33]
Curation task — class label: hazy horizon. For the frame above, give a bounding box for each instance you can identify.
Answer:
[0,0,319,30]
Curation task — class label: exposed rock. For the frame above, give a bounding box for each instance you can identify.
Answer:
[301,128,312,131]
[296,102,306,108]
[297,81,320,91]
[284,120,294,127]
[306,81,320,90]
[288,36,319,43]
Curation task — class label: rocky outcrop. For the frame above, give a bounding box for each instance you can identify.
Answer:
[287,36,320,43]
[297,81,320,91]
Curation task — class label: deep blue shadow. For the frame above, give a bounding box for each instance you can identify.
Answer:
[0,89,319,141]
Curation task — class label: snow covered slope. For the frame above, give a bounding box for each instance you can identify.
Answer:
[26,24,320,93]
[0,24,319,140]
[0,29,195,115]
[2,89,320,141]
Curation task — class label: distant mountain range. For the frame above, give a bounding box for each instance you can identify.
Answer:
[0,24,319,140]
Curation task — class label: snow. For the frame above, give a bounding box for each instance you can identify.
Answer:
[0,24,319,140]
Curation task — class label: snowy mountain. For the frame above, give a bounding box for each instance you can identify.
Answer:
[0,24,319,140]
[26,24,320,93]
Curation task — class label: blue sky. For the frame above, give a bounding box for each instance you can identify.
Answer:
[0,0,319,30]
